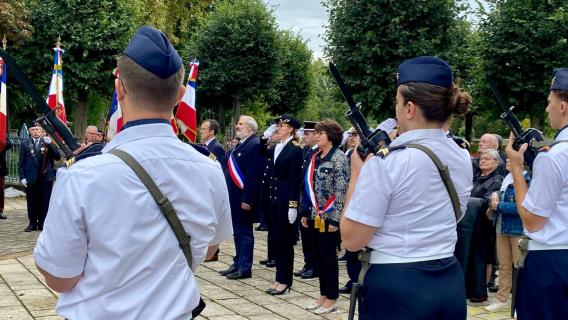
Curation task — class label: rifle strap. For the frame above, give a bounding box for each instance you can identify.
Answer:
[109,149,193,270]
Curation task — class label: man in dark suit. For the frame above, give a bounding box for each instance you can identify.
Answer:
[19,123,61,231]
[220,115,263,279]
[0,138,13,219]
[295,121,320,279]
[199,119,226,170]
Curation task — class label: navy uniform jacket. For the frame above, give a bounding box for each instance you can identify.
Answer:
[266,139,303,209]
[206,138,226,171]
[299,145,318,217]
[18,138,61,184]
[225,135,263,222]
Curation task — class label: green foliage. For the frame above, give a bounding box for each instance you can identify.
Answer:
[478,0,568,129]
[324,0,461,120]
[188,0,278,107]
[0,0,33,45]
[297,59,350,129]
[267,30,312,116]
[9,0,136,133]
[132,0,219,57]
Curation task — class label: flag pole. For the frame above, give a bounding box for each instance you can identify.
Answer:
[54,35,62,120]
[2,34,6,50]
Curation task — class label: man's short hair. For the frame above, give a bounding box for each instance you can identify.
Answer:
[117,56,185,113]
[241,115,258,133]
[204,119,220,135]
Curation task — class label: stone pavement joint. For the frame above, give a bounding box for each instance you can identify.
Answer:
[0,198,514,319]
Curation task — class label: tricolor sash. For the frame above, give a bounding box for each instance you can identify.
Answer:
[228,151,245,189]
[305,151,335,232]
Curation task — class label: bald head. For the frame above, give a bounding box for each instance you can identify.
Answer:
[479,133,499,151]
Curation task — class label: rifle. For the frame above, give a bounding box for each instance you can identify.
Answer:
[0,49,80,159]
[329,62,391,158]
[486,76,543,169]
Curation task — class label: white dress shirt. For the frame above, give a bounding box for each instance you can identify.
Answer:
[34,123,233,320]
[523,126,568,246]
[274,136,293,163]
[345,129,473,259]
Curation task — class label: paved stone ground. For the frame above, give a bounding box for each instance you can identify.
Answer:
[0,198,514,319]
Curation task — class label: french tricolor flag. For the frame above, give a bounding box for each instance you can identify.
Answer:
[106,69,123,140]
[176,60,199,142]
[0,57,7,150]
[46,46,67,125]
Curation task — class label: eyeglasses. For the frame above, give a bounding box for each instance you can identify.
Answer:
[315,131,327,135]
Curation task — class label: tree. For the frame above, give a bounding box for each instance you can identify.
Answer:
[267,30,312,116]
[12,0,136,135]
[478,0,568,130]
[324,0,463,120]
[188,0,278,126]
[133,0,219,57]
[297,59,350,129]
[0,0,33,45]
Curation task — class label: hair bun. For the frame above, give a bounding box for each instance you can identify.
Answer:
[448,85,472,116]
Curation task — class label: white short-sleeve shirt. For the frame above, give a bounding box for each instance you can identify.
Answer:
[523,127,568,245]
[34,123,233,320]
[345,129,473,258]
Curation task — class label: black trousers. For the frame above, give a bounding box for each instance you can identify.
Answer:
[265,198,276,261]
[314,226,339,299]
[271,201,295,286]
[517,250,568,320]
[359,256,466,320]
[345,249,362,288]
[26,179,53,228]
[299,216,318,272]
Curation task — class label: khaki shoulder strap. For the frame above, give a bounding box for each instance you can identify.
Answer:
[109,149,193,269]
[405,143,462,221]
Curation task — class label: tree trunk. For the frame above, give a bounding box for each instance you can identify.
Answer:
[465,112,473,143]
[73,91,88,139]
[529,114,544,132]
[233,96,240,135]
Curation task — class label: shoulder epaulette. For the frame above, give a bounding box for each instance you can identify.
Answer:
[376,145,407,159]
[190,143,217,161]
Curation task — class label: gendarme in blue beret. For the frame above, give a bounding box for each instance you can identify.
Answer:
[275,115,301,129]
[551,68,568,91]
[123,26,182,79]
[397,56,453,89]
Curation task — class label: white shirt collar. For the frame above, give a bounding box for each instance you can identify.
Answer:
[103,123,177,152]
[205,137,215,146]
[280,136,293,145]
[390,129,446,147]
[556,126,568,141]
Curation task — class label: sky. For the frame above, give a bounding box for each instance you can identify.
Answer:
[265,0,488,59]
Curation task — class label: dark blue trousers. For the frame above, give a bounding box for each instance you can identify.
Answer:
[359,256,466,320]
[299,217,318,271]
[232,216,254,273]
[517,250,568,320]
[345,250,362,288]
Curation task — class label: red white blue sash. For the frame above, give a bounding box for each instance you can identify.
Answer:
[227,152,245,189]
[305,151,335,215]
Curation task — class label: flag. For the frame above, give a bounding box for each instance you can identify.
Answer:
[175,60,199,142]
[0,57,7,150]
[46,46,67,124]
[106,69,123,140]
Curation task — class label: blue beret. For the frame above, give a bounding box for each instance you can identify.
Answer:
[551,68,568,91]
[123,26,182,79]
[275,115,301,129]
[397,56,453,89]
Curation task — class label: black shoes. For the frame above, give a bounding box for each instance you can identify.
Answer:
[226,270,252,280]
[24,225,37,232]
[265,260,276,268]
[0,213,7,219]
[300,269,318,279]
[205,248,220,262]
[270,284,291,295]
[294,266,308,277]
[259,259,269,265]
[339,286,352,294]
[219,265,237,276]
[255,225,268,231]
